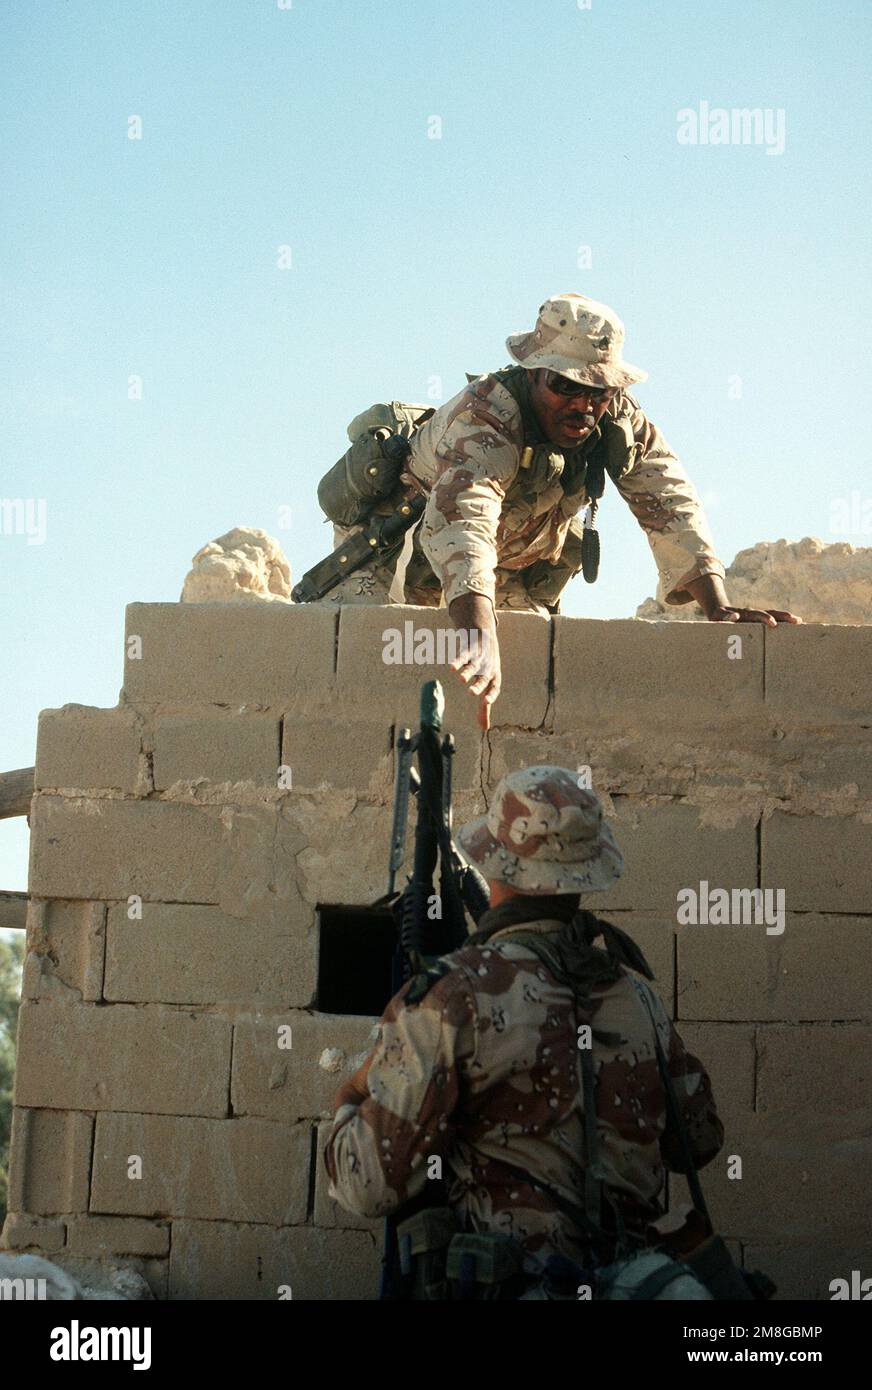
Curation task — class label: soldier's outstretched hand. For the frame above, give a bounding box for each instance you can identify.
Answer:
[448,593,502,730]
[707,606,802,626]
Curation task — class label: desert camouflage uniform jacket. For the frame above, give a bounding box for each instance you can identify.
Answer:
[323,903,723,1274]
[407,371,725,609]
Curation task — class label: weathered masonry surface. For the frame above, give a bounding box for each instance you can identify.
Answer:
[2,602,871,1300]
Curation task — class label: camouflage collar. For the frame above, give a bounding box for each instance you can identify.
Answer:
[467,900,656,985]
[469,893,580,946]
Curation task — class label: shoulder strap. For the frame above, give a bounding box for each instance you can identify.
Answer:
[626,976,710,1223]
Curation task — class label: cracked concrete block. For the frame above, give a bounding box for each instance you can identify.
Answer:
[91,1114,310,1225]
[14,1003,232,1117]
[152,712,281,789]
[168,1220,380,1300]
[231,1013,378,1121]
[35,705,145,793]
[22,899,106,1002]
[123,602,337,705]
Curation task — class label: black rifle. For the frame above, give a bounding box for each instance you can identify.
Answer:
[375,679,490,1299]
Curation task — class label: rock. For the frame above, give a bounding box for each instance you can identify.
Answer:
[636,537,872,624]
[0,1252,79,1300]
[0,1252,154,1300]
[181,527,292,604]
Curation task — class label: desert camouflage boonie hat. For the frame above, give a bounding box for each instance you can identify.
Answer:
[506,292,648,390]
[457,766,624,895]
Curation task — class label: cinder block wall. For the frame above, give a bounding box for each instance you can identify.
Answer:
[3,602,870,1300]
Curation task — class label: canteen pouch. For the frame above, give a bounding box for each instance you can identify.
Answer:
[395,1206,459,1301]
[317,401,434,528]
[445,1231,526,1301]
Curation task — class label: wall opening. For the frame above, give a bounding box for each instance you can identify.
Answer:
[316,905,398,1015]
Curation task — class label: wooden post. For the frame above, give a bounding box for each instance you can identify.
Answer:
[0,890,28,930]
[0,767,34,820]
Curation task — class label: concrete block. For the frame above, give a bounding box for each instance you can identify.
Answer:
[313,1120,382,1232]
[1,1214,66,1253]
[756,1025,872,1122]
[7,1109,93,1215]
[123,602,337,705]
[595,803,758,912]
[336,604,550,735]
[29,796,227,903]
[672,1116,872,1241]
[553,618,764,731]
[679,914,872,1022]
[290,797,396,907]
[29,796,309,924]
[743,1243,872,1301]
[168,1220,380,1300]
[104,904,301,1007]
[281,716,398,799]
[152,712,280,790]
[90,1113,310,1225]
[35,705,145,793]
[22,899,106,1002]
[66,1216,170,1258]
[676,1023,755,1137]
[14,1003,232,1117]
[231,1012,378,1122]
[765,624,872,723]
[763,812,872,912]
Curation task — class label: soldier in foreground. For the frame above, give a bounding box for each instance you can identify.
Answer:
[323,767,726,1299]
[298,292,801,725]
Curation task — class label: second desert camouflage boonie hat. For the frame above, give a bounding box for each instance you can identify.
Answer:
[457,765,624,895]
[506,292,648,390]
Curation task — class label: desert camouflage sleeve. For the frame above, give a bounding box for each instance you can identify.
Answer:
[419,385,523,608]
[322,966,478,1219]
[660,1026,724,1172]
[631,976,724,1171]
[613,399,726,606]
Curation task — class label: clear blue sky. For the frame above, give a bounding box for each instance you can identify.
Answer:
[1,0,870,895]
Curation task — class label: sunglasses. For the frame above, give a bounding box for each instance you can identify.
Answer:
[543,371,614,401]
